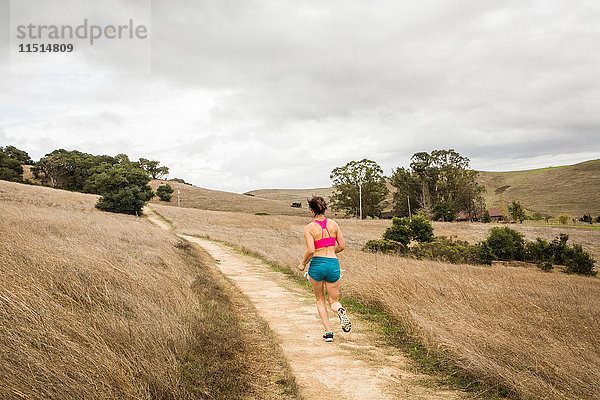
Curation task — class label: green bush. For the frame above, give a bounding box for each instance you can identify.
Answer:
[559,214,570,225]
[482,210,492,223]
[156,184,174,201]
[383,216,434,245]
[409,236,474,264]
[410,216,435,243]
[564,244,597,276]
[484,227,525,261]
[596,215,600,223]
[580,214,593,224]
[363,239,406,254]
[471,241,496,265]
[382,218,411,245]
[90,163,154,215]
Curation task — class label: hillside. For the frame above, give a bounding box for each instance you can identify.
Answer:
[478,159,600,217]
[149,180,307,216]
[0,180,297,399]
[247,160,600,218]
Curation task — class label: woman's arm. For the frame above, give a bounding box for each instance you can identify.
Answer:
[334,221,346,253]
[298,226,315,270]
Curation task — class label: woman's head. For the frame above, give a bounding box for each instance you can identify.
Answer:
[308,195,327,216]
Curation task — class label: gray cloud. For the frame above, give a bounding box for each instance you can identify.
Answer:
[1,0,599,191]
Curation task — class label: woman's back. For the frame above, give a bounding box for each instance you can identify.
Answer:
[308,217,339,258]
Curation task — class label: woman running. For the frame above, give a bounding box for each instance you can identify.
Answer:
[297,195,351,342]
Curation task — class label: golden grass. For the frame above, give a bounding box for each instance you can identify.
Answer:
[478,159,600,217]
[148,180,308,216]
[152,203,600,400]
[0,181,297,400]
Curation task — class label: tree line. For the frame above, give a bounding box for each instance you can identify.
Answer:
[1,145,175,215]
[330,149,485,220]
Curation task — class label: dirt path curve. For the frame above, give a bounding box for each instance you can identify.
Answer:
[146,209,468,400]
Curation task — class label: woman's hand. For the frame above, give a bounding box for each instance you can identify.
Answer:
[297,262,305,271]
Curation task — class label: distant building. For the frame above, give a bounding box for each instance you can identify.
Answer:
[456,211,469,221]
[488,208,504,222]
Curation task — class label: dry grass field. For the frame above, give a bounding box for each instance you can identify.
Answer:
[0,181,297,400]
[148,179,307,216]
[152,204,600,400]
[244,187,335,204]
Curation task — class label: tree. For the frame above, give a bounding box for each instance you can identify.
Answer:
[88,161,154,215]
[482,210,492,223]
[330,159,389,218]
[139,158,169,179]
[559,214,570,225]
[389,167,420,217]
[156,184,174,201]
[508,201,526,223]
[393,149,485,220]
[0,151,24,182]
[1,145,33,165]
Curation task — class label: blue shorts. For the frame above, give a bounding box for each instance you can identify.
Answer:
[308,257,340,283]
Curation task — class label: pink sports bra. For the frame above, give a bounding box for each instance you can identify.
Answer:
[313,218,336,249]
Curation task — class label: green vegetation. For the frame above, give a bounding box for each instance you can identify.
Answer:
[508,201,526,223]
[366,224,597,275]
[156,183,174,201]
[0,150,24,183]
[559,214,570,225]
[88,161,154,215]
[1,145,33,165]
[391,149,485,220]
[139,158,169,179]
[330,158,389,218]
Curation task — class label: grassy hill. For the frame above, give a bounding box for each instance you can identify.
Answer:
[247,160,600,218]
[478,159,600,217]
[0,180,297,399]
[149,180,307,216]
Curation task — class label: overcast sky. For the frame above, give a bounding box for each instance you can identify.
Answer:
[1,0,599,192]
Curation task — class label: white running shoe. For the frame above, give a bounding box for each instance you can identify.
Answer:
[337,307,352,332]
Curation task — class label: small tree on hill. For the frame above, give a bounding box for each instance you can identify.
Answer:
[0,151,24,182]
[508,201,526,223]
[330,159,389,218]
[88,162,154,215]
[482,210,492,223]
[156,184,174,201]
[139,158,169,179]
[559,214,570,225]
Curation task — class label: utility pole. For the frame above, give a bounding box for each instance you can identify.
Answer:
[177,189,180,207]
[407,195,412,221]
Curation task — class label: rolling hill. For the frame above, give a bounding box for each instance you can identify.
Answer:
[247,159,600,218]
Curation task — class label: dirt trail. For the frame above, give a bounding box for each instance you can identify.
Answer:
[146,209,468,400]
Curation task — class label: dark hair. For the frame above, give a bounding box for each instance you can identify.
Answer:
[308,195,327,215]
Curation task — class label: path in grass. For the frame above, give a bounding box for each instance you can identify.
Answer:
[146,210,468,400]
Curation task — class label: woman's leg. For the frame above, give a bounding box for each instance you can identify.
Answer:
[325,279,342,312]
[309,277,332,331]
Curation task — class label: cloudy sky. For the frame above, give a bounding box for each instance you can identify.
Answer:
[1,0,599,192]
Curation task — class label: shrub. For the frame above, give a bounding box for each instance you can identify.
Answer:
[524,238,553,264]
[471,241,496,265]
[596,215,600,223]
[409,216,435,243]
[549,233,569,265]
[580,214,593,224]
[482,210,492,223]
[559,214,570,225]
[409,236,474,264]
[363,239,406,254]
[382,217,411,245]
[156,184,174,201]
[564,244,597,276]
[484,227,525,261]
